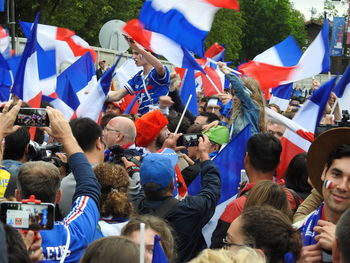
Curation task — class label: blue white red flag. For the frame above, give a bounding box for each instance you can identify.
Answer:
[152,235,168,263]
[334,64,350,113]
[123,19,204,72]
[20,21,96,68]
[239,21,330,94]
[12,15,44,108]
[179,69,198,116]
[0,26,10,57]
[139,0,239,57]
[276,77,337,179]
[0,53,12,102]
[269,83,294,111]
[205,43,225,61]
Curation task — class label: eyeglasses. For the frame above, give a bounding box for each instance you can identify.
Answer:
[104,126,120,133]
[222,238,247,249]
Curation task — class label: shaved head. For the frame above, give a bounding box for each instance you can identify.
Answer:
[104,116,136,147]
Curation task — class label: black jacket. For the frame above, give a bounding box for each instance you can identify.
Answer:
[136,160,221,262]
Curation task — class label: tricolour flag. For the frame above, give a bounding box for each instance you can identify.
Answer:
[276,77,337,179]
[123,19,204,72]
[20,21,96,69]
[139,0,239,57]
[205,43,225,61]
[239,21,330,94]
[0,53,12,102]
[334,64,350,113]
[0,26,10,57]
[269,83,293,111]
[179,69,198,116]
[152,235,168,263]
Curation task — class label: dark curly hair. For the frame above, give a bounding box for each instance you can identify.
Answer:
[241,205,302,263]
[94,163,134,218]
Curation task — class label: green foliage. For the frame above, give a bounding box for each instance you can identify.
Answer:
[239,0,307,61]
[10,0,306,64]
[206,9,245,62]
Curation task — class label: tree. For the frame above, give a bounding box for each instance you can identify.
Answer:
[206,9,245,62]
[239,0,307,62]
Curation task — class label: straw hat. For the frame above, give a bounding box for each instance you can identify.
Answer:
[307,127,350,195]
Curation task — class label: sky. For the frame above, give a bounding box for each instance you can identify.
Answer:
[291,0,348,20]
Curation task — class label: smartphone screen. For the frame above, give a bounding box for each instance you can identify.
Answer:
[15,108,49,127]
[182,133,203,147]
[0,202,55,230]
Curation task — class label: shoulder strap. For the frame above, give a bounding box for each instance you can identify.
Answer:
[154,197,180,218]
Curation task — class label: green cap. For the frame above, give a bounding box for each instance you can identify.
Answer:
[203,126,230,145]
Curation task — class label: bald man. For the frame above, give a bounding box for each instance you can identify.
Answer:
[103,116,137,148]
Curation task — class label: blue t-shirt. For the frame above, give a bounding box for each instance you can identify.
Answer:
[125,66,170,115]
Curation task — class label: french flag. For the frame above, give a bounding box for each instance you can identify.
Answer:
[179,68,198,116]
[269,83,293,111]
[0,26,10,58]
[76,58,119,121]
[123,19,204,72]
[199,62,226,96]
[205,43,225,61]
[276,77,337,179]
[47,52,97,120]
[334,64,350,113]
[0,53,12,102]
[20,21,96,68]
[12,15,43,108]
[239,21,330,94]
[139,0,239,57]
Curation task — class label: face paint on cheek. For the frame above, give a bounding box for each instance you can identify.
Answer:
[140,55,143,60]
[324,179,334,189]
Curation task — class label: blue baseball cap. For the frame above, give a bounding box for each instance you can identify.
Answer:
[140,152,176,191]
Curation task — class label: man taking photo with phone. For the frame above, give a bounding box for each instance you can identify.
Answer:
[0,100,101,262]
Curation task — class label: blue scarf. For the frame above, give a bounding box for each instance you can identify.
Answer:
[299,203,324,246]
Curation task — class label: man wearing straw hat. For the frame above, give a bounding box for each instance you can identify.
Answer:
[295,128,350,263]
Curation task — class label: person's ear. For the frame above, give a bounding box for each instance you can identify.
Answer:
[96,138,103,151]
[55,189,62,204]
[15,189,21,201]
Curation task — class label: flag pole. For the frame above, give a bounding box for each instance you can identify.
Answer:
[140,223,145,263]
[174,94,192,134]
[207,58,241,75]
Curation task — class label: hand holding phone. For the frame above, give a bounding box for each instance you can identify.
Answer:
[15,108,50,127]
[0,201,55,230]
[177,133,204,147]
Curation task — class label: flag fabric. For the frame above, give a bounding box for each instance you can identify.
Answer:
[20,21,96,69]
[239,21,330,93]
[200,63,225,96]
[114,58,143,114]
[123,19,204,72]
[334,64,350,113]
[269,83,293,111]
[276,77,337,179]
[0,53,12,102]
[12,15,43,108]
[0,0,4,12]
[152,235,168,263]
[179,69,198,116]
[139,0,239,57]
[0,26,10,57]
[205,43,225,61]
[76,58,119,121]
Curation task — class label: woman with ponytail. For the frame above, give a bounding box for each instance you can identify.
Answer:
[225,205,301,263]
[94,163,134,236]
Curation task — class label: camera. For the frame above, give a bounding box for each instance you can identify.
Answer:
[28,142,67,168]
[105,144,141,167]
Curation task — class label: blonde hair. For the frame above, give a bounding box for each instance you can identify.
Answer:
[189,248,266,263]
[230,77,266,133]
[94,163,134,218]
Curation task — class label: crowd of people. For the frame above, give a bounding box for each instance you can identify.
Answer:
[0,37,349,263]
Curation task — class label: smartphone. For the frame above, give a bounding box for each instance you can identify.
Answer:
[0,201,55,230]
[15,108,49,127]
[177,133,203,147]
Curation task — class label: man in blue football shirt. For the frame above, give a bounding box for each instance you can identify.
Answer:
[108,37,170,115]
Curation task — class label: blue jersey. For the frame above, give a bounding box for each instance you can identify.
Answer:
[40,196,99,262]
[125,66,170,115]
